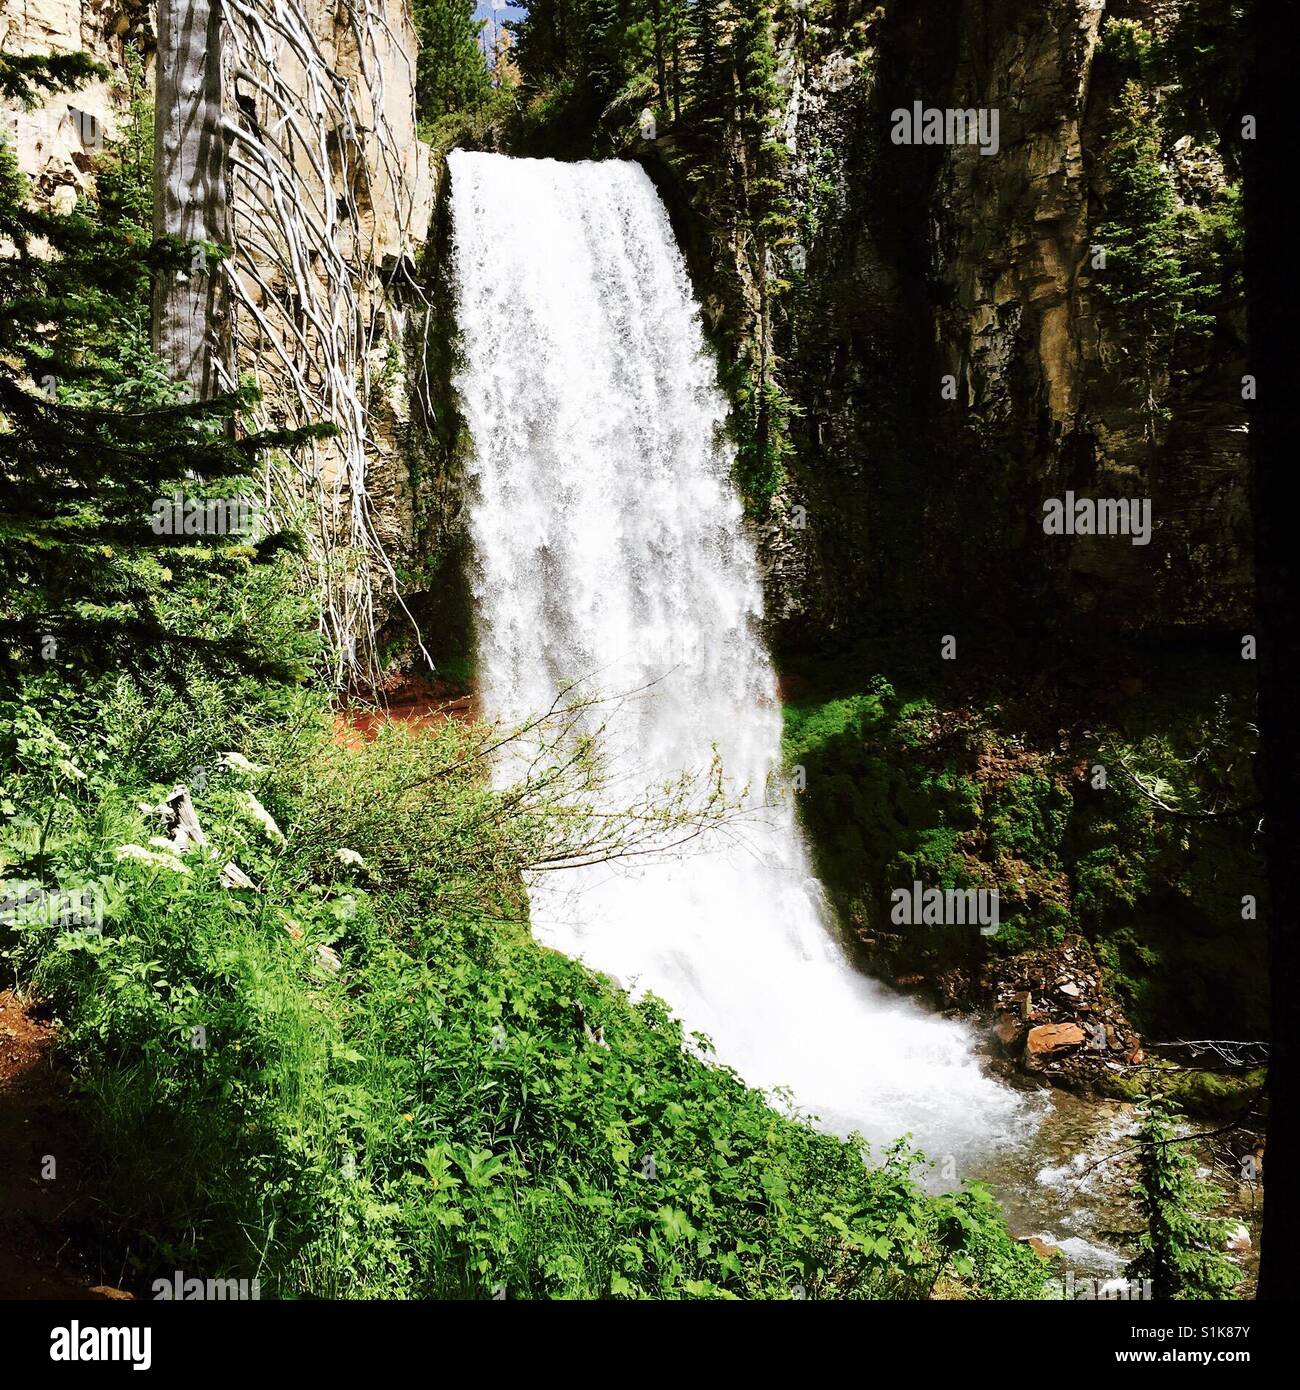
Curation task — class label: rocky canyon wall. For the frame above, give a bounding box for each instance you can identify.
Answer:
[655,0,1252,648]
[2,0,436,678]
[5,1,1252,669]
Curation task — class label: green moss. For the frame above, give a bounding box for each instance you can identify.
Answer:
[781,646,1267,1039]
[988,775,1070,862]
[1101,1063,1264,1125]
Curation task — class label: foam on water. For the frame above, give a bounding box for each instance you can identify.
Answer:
[449,150,1033,1162]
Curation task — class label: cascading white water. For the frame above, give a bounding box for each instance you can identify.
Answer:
[449,150,1032,1165]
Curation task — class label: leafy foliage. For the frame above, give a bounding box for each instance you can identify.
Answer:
[2,670,1045,1300]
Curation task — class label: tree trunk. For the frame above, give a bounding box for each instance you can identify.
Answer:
[152,0,233,400]
[671,19,681,124]
[651,0,669,112]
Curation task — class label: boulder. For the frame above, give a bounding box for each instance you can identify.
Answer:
[1025,1022,1085,1063]
[1018,1235,1064,1262]
[993,1012,1024,1051]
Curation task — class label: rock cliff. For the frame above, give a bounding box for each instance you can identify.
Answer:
[644,0,1252,646]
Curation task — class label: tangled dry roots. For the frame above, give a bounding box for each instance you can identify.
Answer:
[220,0,433,692]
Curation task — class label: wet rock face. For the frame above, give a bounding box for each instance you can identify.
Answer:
[754,0,1250,644]
[929,0,1250,632]
[982,936,1144,1088]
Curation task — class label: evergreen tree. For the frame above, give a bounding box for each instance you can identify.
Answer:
[648,0,669,115]
[664,0,687,121]
[412,0,494,128]
[510,0,575,90]
[0,52,321,686]
[686,0,725,144]
[1094,78,1212,439]
[725,0,790,232]
[1126,1089,1242,1300]
[511,2,670,120]
[581,0,628,110]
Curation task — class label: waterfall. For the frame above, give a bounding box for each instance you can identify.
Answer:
[449,151,1032,1165]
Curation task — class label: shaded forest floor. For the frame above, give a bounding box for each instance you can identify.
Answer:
[0,991,130,1300]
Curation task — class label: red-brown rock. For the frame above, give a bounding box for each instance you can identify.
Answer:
[994,1013,1024,1050]
[1026,1022,1085,1056]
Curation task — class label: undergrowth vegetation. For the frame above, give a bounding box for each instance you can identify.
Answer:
[1,618,1046,1300]
[781,644,1267,1045]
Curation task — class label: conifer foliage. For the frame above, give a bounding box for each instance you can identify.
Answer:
[0,53,321,686]
[413,0,496,127]
[1125,1089,1241,1300]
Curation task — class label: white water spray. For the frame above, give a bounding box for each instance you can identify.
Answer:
[449,151,1032,1163]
